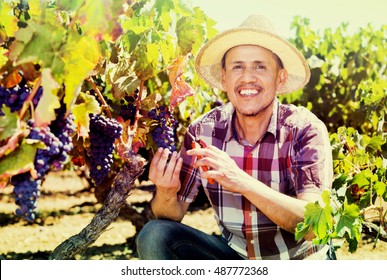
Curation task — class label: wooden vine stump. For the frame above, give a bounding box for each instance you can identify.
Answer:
[50,153,147,260]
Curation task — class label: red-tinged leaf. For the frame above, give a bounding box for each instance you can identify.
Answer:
[0,63,39,88]
[34,69,61,127]
[170,76,195,110]
[0,178,9,189]
[2,69,22,88]
[0,129,27,158]
[132,126,147,154]
[168,54,194,110]
[168,54,191,86]
[0,140,41,181]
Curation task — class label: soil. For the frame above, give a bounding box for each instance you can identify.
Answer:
[1,170,386,260]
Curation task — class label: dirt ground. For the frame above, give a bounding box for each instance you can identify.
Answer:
[0,170,386,260]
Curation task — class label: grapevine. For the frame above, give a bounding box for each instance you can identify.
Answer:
[0,0,384,260]
[0,0,216,259]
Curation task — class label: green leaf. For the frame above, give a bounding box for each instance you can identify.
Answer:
[302,192,333,241]
[374,181,386,196]
[56,0,84,11]
[336,201,362,241]
[77,0,114,37]
[154,0,174,31]
[176,16,204,54]
[0,106,19,141]
[9,21,66,73]
[351,170,371,188]
[0,140,41,178]
[367,135,386,152]
[72,92,101,137]
[295,222,311,241]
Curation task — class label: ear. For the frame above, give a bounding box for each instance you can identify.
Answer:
[276,69,288,92]
[221,68,226,88]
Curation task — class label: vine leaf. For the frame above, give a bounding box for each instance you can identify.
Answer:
[0,106,19,141]
[34,69,61,127]
[72,92,101,138]
[62,33,101,111]
[0,107,29,158]
[336,201,362,240]
[0,139,43,187]
[296,190,333,244]
[0,1,19,42]
[168,53,194,110]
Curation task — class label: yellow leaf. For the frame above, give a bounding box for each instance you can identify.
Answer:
[63,33,101,110]
[0,2,18,39]
[72,92,101,138]
[34,68,61,127]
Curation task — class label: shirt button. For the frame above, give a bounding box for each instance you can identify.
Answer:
[250,239,255,244]
[249,212,253,217]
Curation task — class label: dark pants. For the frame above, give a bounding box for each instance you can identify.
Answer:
[136,219,336,260]
[136,219,243,260]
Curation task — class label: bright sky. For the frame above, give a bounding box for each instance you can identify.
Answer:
[190,0,386,38]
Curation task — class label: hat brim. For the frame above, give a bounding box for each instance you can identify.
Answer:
[194,27,310,94]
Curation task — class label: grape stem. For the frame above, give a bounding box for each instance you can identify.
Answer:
[133,80,145,130]
[87,77,113,119]
[18,75,41,121]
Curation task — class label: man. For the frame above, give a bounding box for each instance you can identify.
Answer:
[136,14,333,260]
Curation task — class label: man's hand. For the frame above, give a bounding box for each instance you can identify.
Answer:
[149,148,183,199]
[187,145,250,192]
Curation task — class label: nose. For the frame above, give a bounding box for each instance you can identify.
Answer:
[240,68,257,83]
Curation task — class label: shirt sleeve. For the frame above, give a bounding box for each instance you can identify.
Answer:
[291,116,333,195]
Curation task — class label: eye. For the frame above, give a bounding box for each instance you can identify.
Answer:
[254,64,266,70]
[232,65,243,70]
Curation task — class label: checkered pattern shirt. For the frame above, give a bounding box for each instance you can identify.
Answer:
[178,98,333,260]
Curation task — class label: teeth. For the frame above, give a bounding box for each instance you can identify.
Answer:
[240,89,258,96]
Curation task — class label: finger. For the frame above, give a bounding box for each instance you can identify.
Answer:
[155,148,171,175]
[187,146,218,158]
[171,157,183,184]
[193,156,218,170]
[200,169,225,182]
[149,148,163,180]
[164,151,179,180]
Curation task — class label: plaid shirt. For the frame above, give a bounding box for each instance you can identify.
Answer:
[178,98,333,260]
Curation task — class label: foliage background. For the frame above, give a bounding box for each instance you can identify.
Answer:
[0,0,386,257]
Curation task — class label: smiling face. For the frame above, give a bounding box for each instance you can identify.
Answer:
[221,45,287,117]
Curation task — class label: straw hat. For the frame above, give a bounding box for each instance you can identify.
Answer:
[194,14,310,94]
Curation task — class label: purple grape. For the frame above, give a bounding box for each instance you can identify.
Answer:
[11,173,41,222]
[11,122,62,221]
[88,114,122,186]
[149,106,177,152]
[49,104,76,170]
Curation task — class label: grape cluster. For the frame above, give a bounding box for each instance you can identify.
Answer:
[10,102,75,222]
[11,174,41,222]
[0,83,43,115]
[119,94,137,124]
[49,105,76,170]
[11,123,62,221]
[88,114,122,186]
[148,106,177,152]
